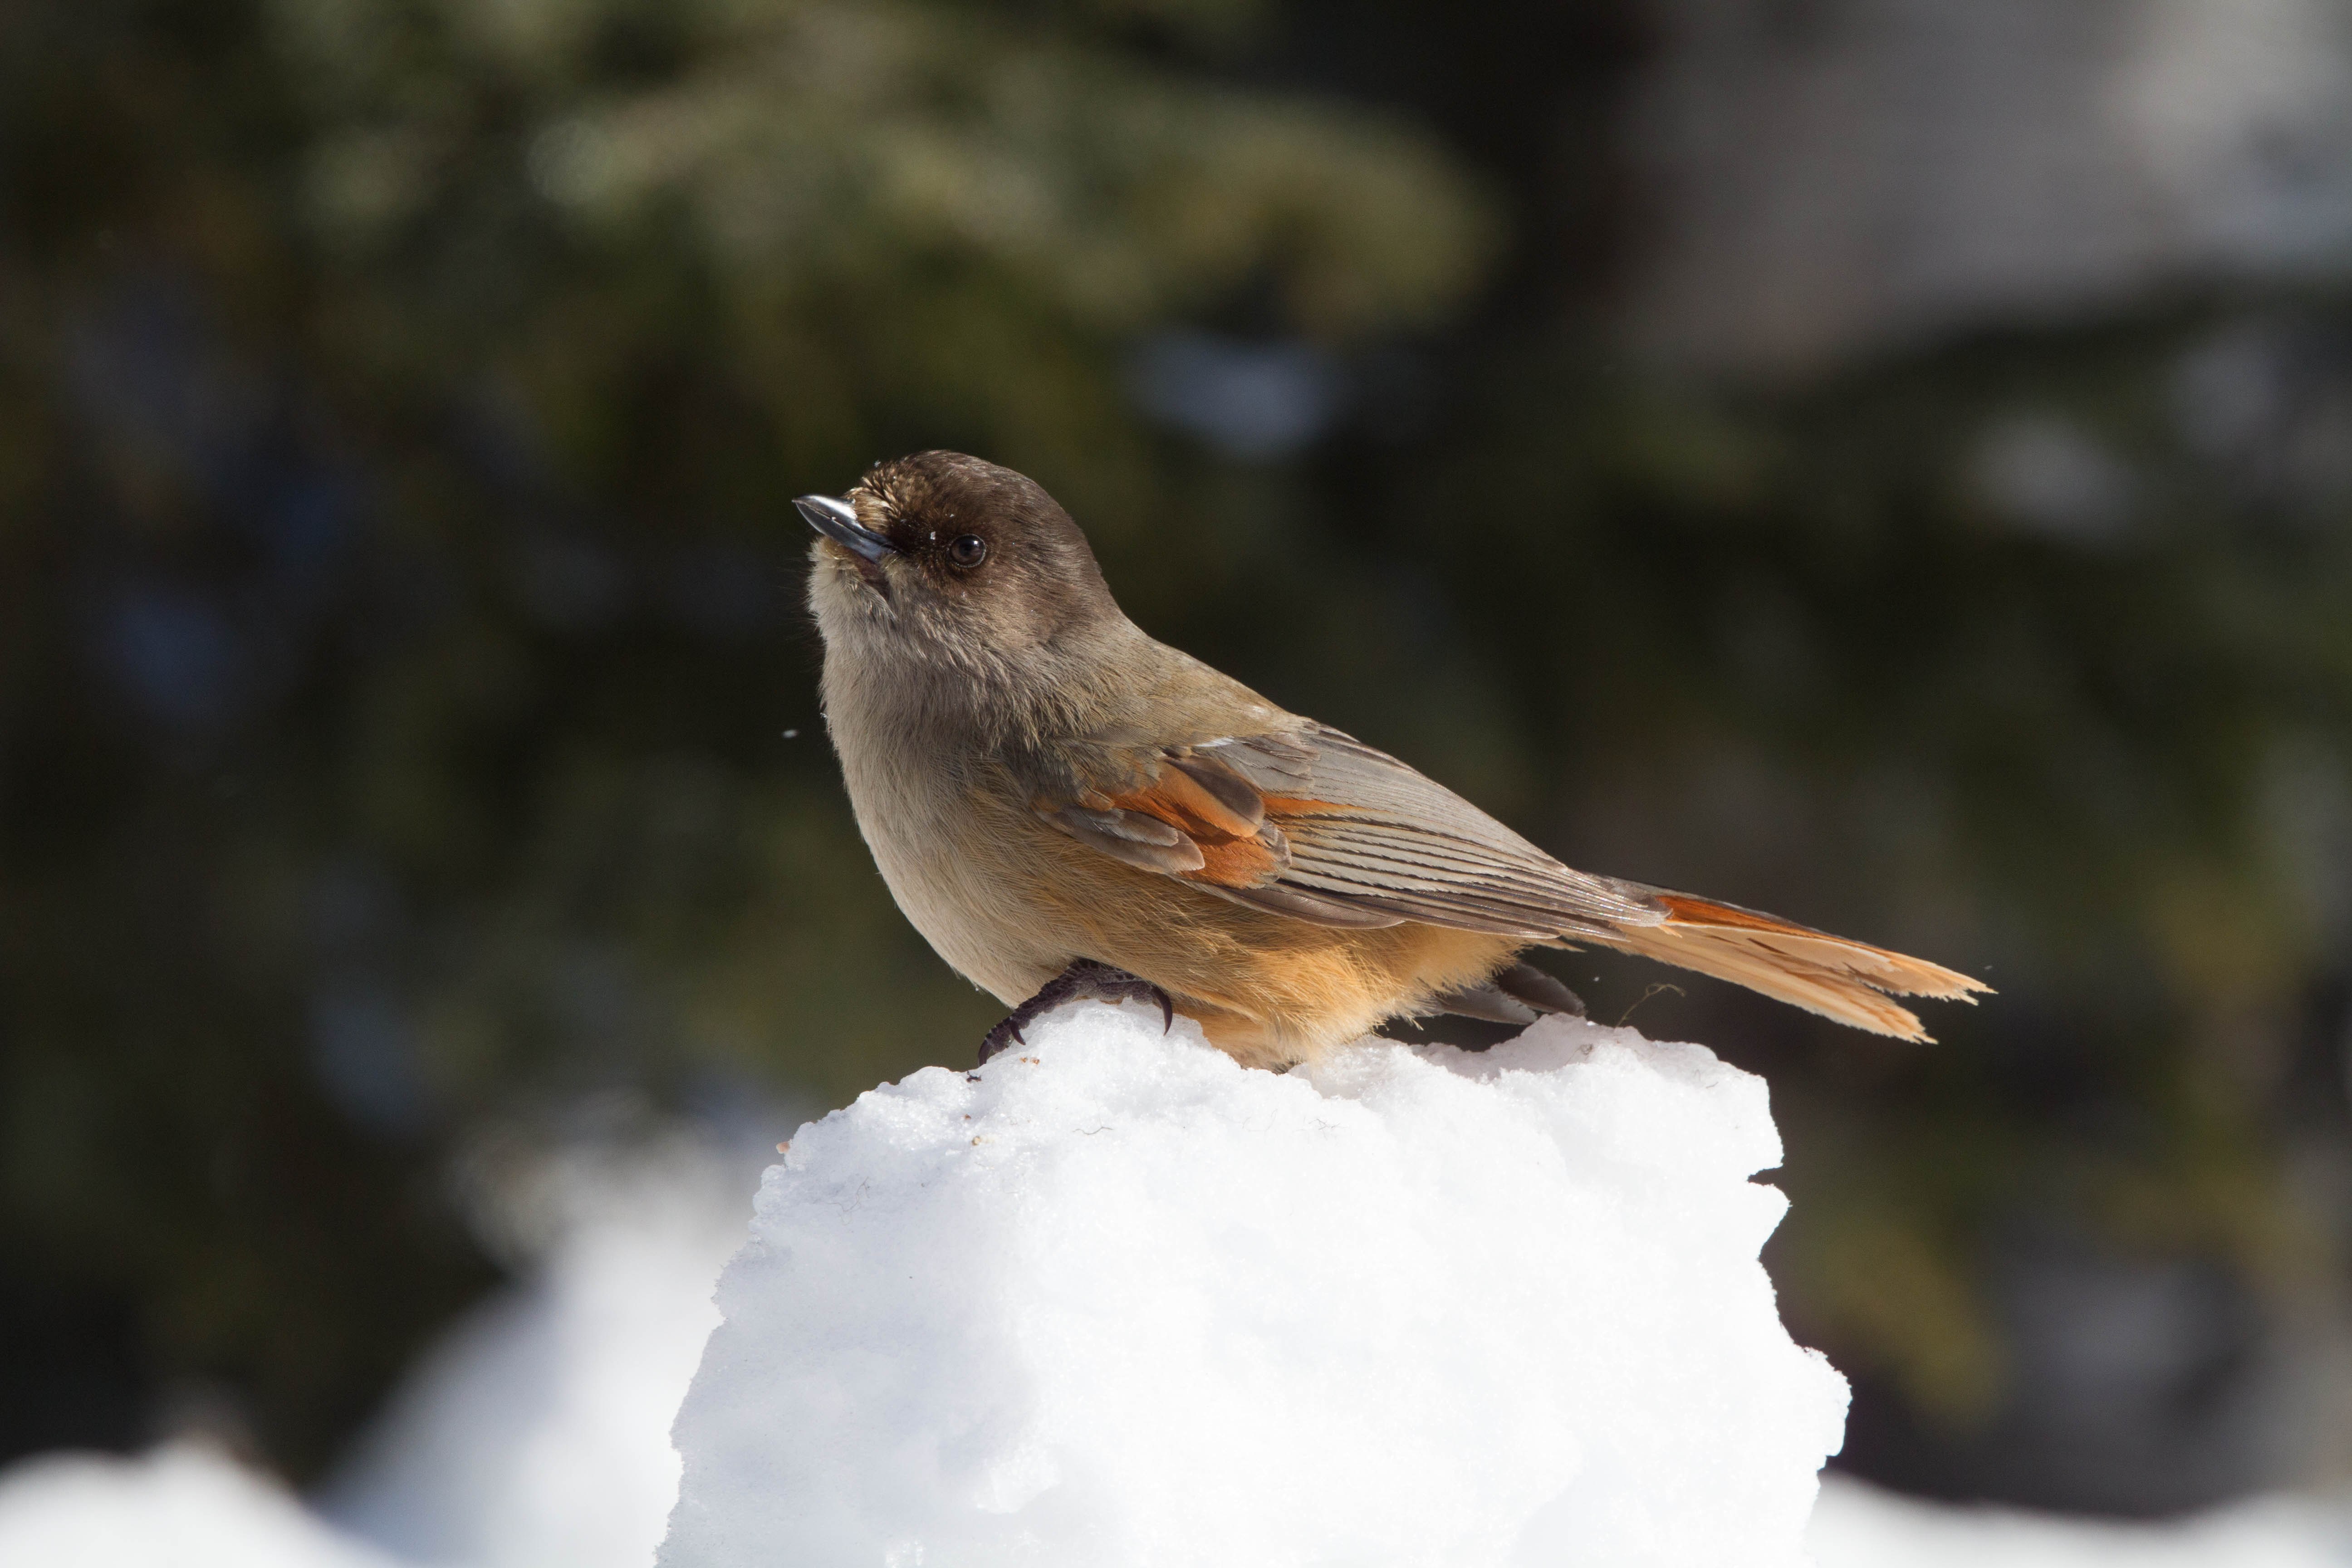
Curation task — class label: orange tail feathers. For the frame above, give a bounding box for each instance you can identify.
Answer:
[1588,893,1989,1042]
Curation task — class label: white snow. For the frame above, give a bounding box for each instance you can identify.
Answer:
[7,1444,2347,1568]
[1808,1472,2352,1568]
[7,1050,2352,1568]
[0,1441,399,1568]
[660,1002,1851,1568]
[323,1132,755,1568]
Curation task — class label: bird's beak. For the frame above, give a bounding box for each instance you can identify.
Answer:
[794,494,895,563]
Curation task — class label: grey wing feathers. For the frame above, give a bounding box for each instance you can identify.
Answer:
[1197,726,1665,937]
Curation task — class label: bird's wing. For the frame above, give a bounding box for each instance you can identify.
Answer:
[1029,723,1662,938]
[1027,722,1990,1040]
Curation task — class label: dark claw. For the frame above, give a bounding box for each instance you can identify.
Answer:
[1494,960,1586,1018]
[977,1017,1025,1065]
[978,959,1177,1064]
[1429,981,1538,1025]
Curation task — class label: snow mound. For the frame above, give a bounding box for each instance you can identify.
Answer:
[0,1442,397,1568]
[661,1002,1850,1568]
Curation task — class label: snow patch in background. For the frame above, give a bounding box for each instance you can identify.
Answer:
[0,1442,398,1568]
[662,1003,1850,1568]
[321,1131,757,1568]
[1807,1472,2352,1568]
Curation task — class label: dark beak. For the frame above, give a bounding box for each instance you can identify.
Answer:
[794,494,894,563]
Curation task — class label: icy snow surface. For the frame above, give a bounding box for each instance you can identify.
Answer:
[661,1001,1851,1568]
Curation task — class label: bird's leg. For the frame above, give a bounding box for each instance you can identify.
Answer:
[978,959,1175,1064]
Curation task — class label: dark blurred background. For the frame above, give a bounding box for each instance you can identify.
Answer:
[5,0,2352,1521]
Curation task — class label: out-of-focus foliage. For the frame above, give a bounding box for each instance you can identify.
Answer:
[5,0,2352,1516]
[0,0,1495,1475]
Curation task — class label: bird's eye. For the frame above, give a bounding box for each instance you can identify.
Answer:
[948,534,988,568]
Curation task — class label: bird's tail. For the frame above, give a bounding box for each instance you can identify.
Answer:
[1585,892,1989,1042]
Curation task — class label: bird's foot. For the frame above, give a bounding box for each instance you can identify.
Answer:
[1431,960,1588,1027]
[978,959,1175,1065]
[1495,960,1586,1018]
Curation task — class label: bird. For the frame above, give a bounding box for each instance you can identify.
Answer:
[799,450,1987,1070]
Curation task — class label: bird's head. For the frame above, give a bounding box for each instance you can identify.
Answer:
[799,451,1122,678]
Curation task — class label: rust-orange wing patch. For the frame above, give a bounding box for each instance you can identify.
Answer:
[1037,746,1395,927]
[1109,768,1259,844]
[1106,769,1278,888]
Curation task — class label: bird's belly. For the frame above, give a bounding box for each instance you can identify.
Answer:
[841,746,1521,1056]
[850,777,1080,1006]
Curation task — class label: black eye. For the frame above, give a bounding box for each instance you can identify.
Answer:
[947,534,987,568]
